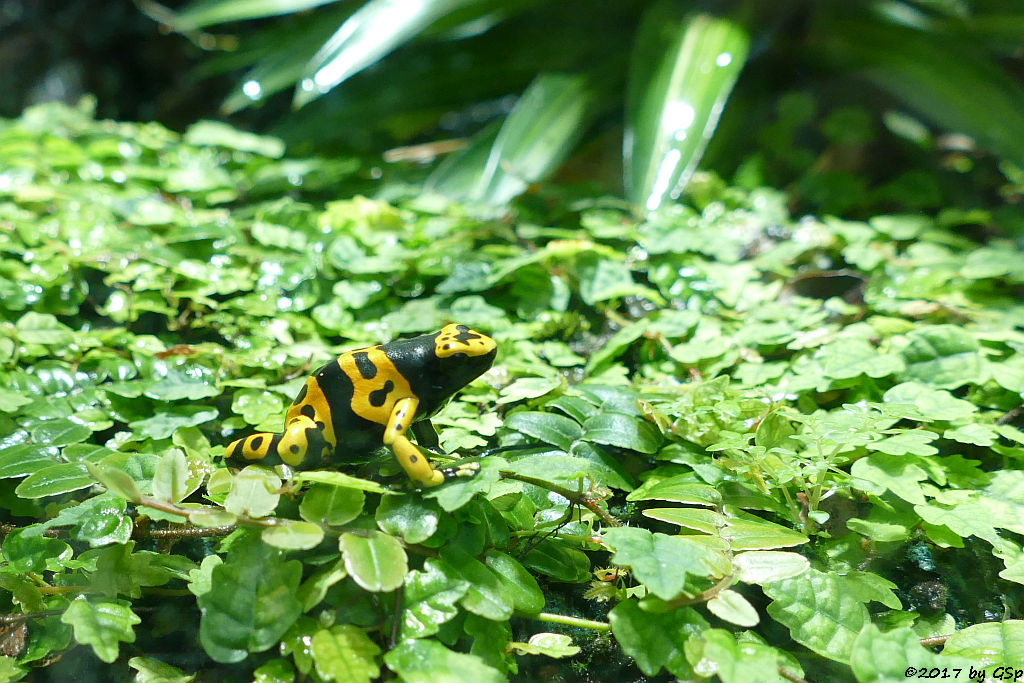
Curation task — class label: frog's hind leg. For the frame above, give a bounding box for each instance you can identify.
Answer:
[384,398,478,487]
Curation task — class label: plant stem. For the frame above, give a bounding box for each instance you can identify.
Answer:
[499,471,622,527]
[533,612,611,632]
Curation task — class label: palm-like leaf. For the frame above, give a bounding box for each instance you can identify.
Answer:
[625,5,749,213]
[294,0,494,108]
[175,0,343,28]
[428,72,594,205]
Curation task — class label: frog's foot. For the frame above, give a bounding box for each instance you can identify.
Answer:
[439,461,481,482]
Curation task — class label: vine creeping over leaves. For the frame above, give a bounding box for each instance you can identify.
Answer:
[0,102,1023,681]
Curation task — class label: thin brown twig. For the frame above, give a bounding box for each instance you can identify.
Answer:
[142,525,236,539]
[0,610,64,624]
[778,667,811,683]
[919,634,951,648]
[498,471,621,527]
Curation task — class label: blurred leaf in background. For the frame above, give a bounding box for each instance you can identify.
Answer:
[142,0,1024,215]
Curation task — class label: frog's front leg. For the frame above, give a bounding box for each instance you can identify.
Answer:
[383,397,479,487]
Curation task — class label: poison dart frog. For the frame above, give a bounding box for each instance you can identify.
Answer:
[225,324,497,487]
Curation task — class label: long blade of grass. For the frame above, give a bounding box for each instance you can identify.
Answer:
[294,0,484,108]
[624,5,749,214]
[426,72,594,206]
[175,0,342,28]
[823,18,1024,163]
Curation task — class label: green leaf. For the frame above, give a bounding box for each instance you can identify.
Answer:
[625,7,749,212]
[375,494,440,544]
[152,449,190,503]
[720,513,809,551]
[685,629,798,683]
[502,453,626,490]
[424,455,504,512]
[296,560,348,612]
[68,495,134,547]
[705,589,759,627]
[0,387,32,413]
[941,620,1024,668]
[865,430,938,456]
[509,633,579,659]
[608,599,706,678]
[627,476,721,505]
[311,625,382,683]
[25,493,130,546]
[496,377,562,405]
[293,470,389,494]
[261,521,325,550]
[1,529,71,573]
[0,656,25,681]
[16,463,93,498]
[438,546,514,621]
[0,444,59,478]
[296,0,480,107]
[731,551,809,584]
[816,338,905,381]
[427,72,593,206]
[576,252,660,306]
[61,599,140,664]
[128,656,195,683]
[253,658,296,683]
[383,638,504,683]
[850,625,974,682]
[484,550,544,614]
[546,395,601,423]
[224,467,282,518]
[850,453,928,505]
[883,382,976,421]
[300,484,365,526]
[643,507,722,533]
[175,0,341,27]
[231,389,285,426]
[130,407,219,440]
[16,312,74,346]
[602,527,726,600]
[198,533,302,663]
[764,568,869,664]
[825,19,1024,163]
[899,325,983,389]
[144,368,220,401]
[962,245,1024,281]
[338,531,407,592]
[505,411,583,451]
[401,559,469,640]
[520,541,591,583]
[183,120,287,157]
[189,508,239,528]
[584,321,650,374]
[87,462,143,503]
[582,413,662,454]
[944,423,998,447]
[30,418,91,446]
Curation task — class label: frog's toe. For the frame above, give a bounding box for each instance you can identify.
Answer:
[441,461,480,481]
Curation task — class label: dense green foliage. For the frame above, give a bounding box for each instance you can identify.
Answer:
[2,100,1024,682]
[150,0,1024,214]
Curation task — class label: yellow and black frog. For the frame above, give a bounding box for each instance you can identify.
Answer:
[225,323,497,487]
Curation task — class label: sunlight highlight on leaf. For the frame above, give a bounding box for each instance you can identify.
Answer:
[625,6,749,213]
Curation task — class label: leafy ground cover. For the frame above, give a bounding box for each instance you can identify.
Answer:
[1,100,1023,682]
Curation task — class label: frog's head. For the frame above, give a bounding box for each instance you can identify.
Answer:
[432,323,497,388]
